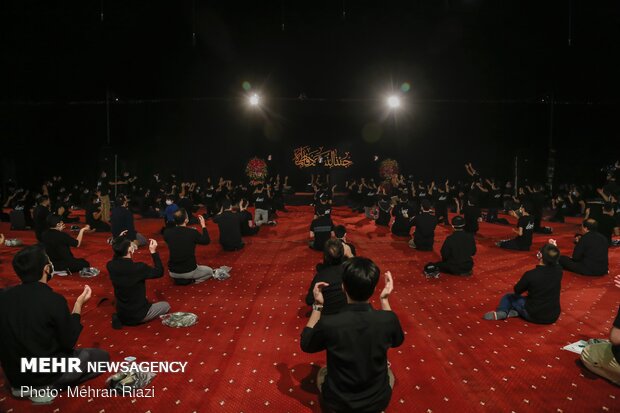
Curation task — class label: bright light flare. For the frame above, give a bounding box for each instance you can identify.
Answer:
[387,95,400,108]
[249,93,260,106]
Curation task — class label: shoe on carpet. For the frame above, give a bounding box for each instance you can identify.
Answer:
[507,310,519,318]
[112,313,123,330]
[483,311,508,320]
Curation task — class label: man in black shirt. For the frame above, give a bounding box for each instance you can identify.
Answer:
[409,199,437,251]
[334,225,356,257]
[580,274,620,385]
[301,257,404,413]
[0,246,109,402]
[111,194,147,246]
[463,196,482,234]
[32,195,52,241]
[598,203,619,245]
[498,204,535,251]
[238,199,259,236]
[253,185,273,226]
[391,194,413,236]
[305,240,348,315]
[310,206,334,251]
[559,219,609,276]
[483,243,562,323]
[424,216,476,277]
[107,237,170,329]
[213,199,244,251]
[85,194,111,232]
[164,209,214,285]
[41,215,91,273]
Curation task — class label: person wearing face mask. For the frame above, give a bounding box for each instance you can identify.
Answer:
[85,194,110,232]
[41,215,91,273]
[164,194,180,228]
[483,242,562,323]
[107,237,170,329]
[497,203,536,251]
[0,245,109,403]
[96,171,111,223]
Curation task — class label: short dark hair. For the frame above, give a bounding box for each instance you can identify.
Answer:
[174,208,188,225]
[334,225,346,239]
[603,203,614,213]
[342,257,380,302]
[541,244,560,266]
[13,245,49,283]
[112,236,132,258]
[221,198,232,210]
[37,195,49,204]
[421,199,432,211]
[583,218,598,232]
[323,239,344,266]
[46,214,62,228]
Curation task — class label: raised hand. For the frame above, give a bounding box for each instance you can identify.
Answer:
[380,271,394,300]
[148,239,158,254]
[198,215,206,228]
[313,282,329,305]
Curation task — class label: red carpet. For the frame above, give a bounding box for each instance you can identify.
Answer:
[0,207,619,413]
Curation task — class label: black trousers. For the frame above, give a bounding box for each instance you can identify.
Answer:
[52,348,110,389]
[499,238,529,251]
[559,256,606,276]
[54,258,90,273]
[434,261,473,275]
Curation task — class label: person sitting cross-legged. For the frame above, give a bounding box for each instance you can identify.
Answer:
[213,198,244,251]
[424,215,476,278]
[0,245,109,403]
[580,274,620,386]
[483,242,562,323]
[41,215,91,274]
[310,205,335,251]
[107,237,170,329]
[305,239,348,315]
[559,218,609,276]
[301,257,405,413]
[163,209,213,285]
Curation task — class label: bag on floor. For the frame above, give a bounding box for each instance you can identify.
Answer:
[160,312,198,328]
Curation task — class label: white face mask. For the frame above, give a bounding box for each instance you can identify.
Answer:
[165,200,173,205]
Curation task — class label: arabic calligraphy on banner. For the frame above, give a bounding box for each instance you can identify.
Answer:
[293,146,353,169]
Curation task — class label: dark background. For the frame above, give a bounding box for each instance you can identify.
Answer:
[2,0,619,188]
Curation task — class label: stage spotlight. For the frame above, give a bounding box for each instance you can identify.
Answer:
[387,95,400,109]
[249,93,260,106]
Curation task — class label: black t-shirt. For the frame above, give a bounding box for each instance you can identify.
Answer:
[300,304,405,413]
[613,306,620,363]
[0,282,83,387]
[33,205,51,237]
[412,212,437,248]
[85,204,101,227]
[516,215,536,249]
[311,215,334,250]
[463,205,481,233]
[305,264,347,315]
[213,210,243,249]
[440,230,477,271]
[376,198,391,226]
[239,210,255,235]
[514,265,563,324]
[163,226,211,273]
[107,253,164,324]
[41,230,78,264]
[254,192,268,210]
[97,178,110,196]
[391,202,412,235]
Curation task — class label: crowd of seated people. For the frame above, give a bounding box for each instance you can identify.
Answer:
[0,160,618,411]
